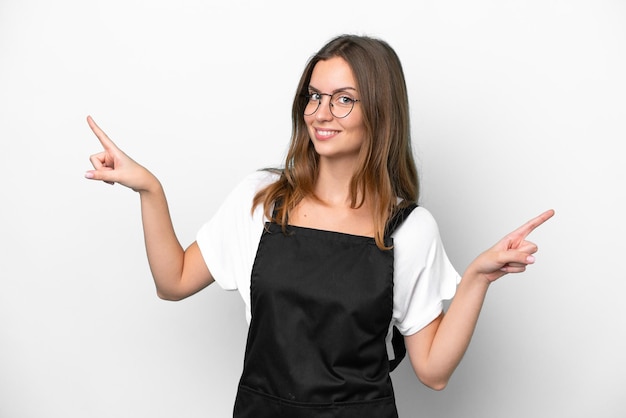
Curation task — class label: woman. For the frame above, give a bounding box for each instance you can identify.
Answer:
[85,34,554,417]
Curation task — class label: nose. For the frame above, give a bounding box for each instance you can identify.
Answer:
[315,95,334,121]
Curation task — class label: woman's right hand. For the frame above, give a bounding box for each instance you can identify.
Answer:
[84,115,158,192]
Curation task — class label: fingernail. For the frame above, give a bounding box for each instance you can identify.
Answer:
[84,171,94,179]
[526,255,535,263]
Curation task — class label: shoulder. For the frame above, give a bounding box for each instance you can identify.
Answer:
[225,169,281,204]
[391,206,448,268]
[237,169,281,192]
[392,206,441,241]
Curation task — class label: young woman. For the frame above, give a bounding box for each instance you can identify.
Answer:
[85,34,554,417]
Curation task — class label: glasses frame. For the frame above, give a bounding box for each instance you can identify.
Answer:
[303,92,361,119]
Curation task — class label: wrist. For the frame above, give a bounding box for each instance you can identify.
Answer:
[462,264,493,289]
[135,171,162,195]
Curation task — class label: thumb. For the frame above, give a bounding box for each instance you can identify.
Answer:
[84,167,115,185]
[502,249,536,266]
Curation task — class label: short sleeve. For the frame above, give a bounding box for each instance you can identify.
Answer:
[391,207,461,336]
[196,170,278,323]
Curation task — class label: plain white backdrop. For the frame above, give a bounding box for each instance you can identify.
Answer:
[1,0,625,417]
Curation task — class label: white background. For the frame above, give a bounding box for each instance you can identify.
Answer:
[1,0,625,417]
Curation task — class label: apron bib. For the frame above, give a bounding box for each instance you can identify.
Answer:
[233,204,417,417]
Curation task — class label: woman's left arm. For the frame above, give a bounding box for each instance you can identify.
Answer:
[405,209,555,390]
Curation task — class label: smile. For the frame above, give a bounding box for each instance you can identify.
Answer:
[315,129,339,139]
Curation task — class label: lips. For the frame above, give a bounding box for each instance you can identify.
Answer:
[314,128,339,140]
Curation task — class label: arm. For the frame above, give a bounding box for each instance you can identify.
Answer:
[84,115,214,300]
[405,209,555,390]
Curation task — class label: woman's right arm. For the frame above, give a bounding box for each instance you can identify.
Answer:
[84,115,214,300]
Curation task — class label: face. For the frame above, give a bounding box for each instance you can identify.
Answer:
[304,57,366,164]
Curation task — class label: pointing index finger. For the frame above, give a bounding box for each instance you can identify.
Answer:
[86,115,117,150]
[512,209,555,240]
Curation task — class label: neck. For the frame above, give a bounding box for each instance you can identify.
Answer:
[314,160,361,207]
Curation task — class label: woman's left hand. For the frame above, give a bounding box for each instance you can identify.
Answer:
[468,209,555,283]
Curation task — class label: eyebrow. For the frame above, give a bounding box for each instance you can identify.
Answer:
[308,85,358,94]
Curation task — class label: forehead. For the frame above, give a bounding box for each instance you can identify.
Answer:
[309,56,357,90]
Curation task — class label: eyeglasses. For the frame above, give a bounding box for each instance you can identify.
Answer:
[303,91,360,118]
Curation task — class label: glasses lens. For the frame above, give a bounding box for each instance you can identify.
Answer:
[304,96,320,116]
[330,93,355,118]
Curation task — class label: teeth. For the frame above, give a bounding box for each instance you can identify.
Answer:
[317,130,336,136]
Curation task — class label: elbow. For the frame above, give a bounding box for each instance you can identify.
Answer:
[422,378,449,391]
[156,287,186,301]
[416,371,450,391]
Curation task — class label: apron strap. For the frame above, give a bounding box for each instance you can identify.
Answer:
[385,202,418,236]
[386,202,418,372]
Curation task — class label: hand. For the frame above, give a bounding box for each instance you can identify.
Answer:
[468,209,555,283]
[84,116,157,192]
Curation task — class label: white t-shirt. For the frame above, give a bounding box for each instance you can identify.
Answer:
[196,170,461,337]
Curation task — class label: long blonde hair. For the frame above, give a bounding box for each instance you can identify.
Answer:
[253,34,419,250]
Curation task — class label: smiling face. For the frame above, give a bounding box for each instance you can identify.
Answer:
[304,57,367,165]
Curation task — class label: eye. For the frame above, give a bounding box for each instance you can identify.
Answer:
[334,94,356,106]
[308,92,322,101]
